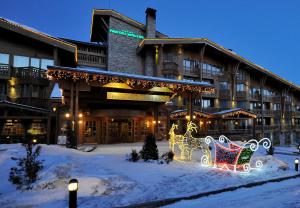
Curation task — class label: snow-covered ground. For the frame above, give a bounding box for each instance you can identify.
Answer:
[165,178,300,208]
[0,142,298,208]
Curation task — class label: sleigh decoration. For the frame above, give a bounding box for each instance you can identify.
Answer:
[169,121,271,172]
[201,135,271,172]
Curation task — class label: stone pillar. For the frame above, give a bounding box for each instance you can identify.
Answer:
[145,8,156,38]
[290,132,295,145]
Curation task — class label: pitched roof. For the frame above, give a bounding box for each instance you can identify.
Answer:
[0,17,77,54]
[137,38,300,92]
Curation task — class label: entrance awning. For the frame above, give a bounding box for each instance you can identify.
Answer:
[170,109,211,119]
[212,108,257,119]
[170,108,257,119]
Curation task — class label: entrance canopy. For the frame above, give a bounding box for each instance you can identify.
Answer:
[47,66,215,94]
[212,108,257,119]
[170,108,257,120]
[170,109,211,119]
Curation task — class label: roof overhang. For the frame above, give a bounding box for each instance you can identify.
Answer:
[0,100,50,114]
[47,66,215,94]
[0,18,77,55]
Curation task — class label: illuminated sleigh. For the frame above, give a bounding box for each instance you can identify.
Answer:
[201,135,271,172]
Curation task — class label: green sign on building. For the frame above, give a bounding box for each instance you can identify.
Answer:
[109,28,144,39]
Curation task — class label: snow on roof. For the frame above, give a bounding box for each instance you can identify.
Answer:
[213,108,244,115]
[49,66,214,88]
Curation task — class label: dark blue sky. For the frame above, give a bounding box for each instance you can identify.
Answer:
[1,0,300,85]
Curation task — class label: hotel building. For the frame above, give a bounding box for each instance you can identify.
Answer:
[1,8,300,145]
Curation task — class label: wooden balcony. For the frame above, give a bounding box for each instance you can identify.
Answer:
[219,89,231,99]
[295,111,300,117]
[256,125,280,131]
[250,93,261,101]
[272,96,281,103]
[184,67,200,77]
[202,107,229,114]
[77,53,106,68]
[236,91,248,100]
[0,64,10,79]
[12,67,47,79]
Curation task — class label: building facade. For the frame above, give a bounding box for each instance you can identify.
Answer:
[1,8,300,145]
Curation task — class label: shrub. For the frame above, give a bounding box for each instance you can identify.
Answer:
[161,151,175,164]
[9,143,44,190]
[66,120,77,149]
[128,149,140,162]
[140,133,159,161]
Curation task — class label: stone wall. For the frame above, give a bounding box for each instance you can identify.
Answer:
[107,17,145,74]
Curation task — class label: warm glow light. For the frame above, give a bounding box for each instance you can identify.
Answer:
[295,159,299,164]
[200,121,204,125]
[78,113,83,118]
[68,179,78,191]
[152,120,156,124]
[185,115,190,120]
[65,113,70,118]
[193,115,196,119]
[32,139,37,143]
[79,120,83,124]
[53,107,57,112]
[158,120,161,124]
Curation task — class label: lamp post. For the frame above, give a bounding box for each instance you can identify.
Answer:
[295,158,299,171]
[68,179,78,208]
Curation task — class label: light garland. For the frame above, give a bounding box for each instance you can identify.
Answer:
[48,69,215,93]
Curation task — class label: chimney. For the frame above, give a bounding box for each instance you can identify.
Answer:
[145,8,156,38]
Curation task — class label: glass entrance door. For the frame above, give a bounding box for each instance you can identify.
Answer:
[83,120,97,143]
[108,119,133,143]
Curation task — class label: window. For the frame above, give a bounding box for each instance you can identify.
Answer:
[250,102,261,110]
[263,89,274,97]
[30,58,40,68]
[202,79,213,84]
[183,59,191,71]
[13,56,29,67]
[273,103,280,111]
[202,99,213,108]
[41,59,54,70]
[250,87,261,97]
[236,83,246,92]
[202,63,223,76]
[0,53,9,64]
[84,121,96,137]
[236,70,246,80]
[219,81,229,90]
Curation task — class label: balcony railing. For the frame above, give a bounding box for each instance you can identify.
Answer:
[184,67,200,76]
[219,89,230,99]
[12,67,47,80]
[236,91,248,100]
[0,64,10,79]
[77,53,106,68]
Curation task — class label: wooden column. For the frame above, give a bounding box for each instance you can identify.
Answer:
[46,116,51,144]
[188,93,194,120]
[74,82,79,146]
[253,117,256,139]
[154,104,159,137]
[70,82,74,122]
[199,45,206,111]
[157,45,164,77]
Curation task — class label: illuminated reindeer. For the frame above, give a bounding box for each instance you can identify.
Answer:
[169,121,210,161]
